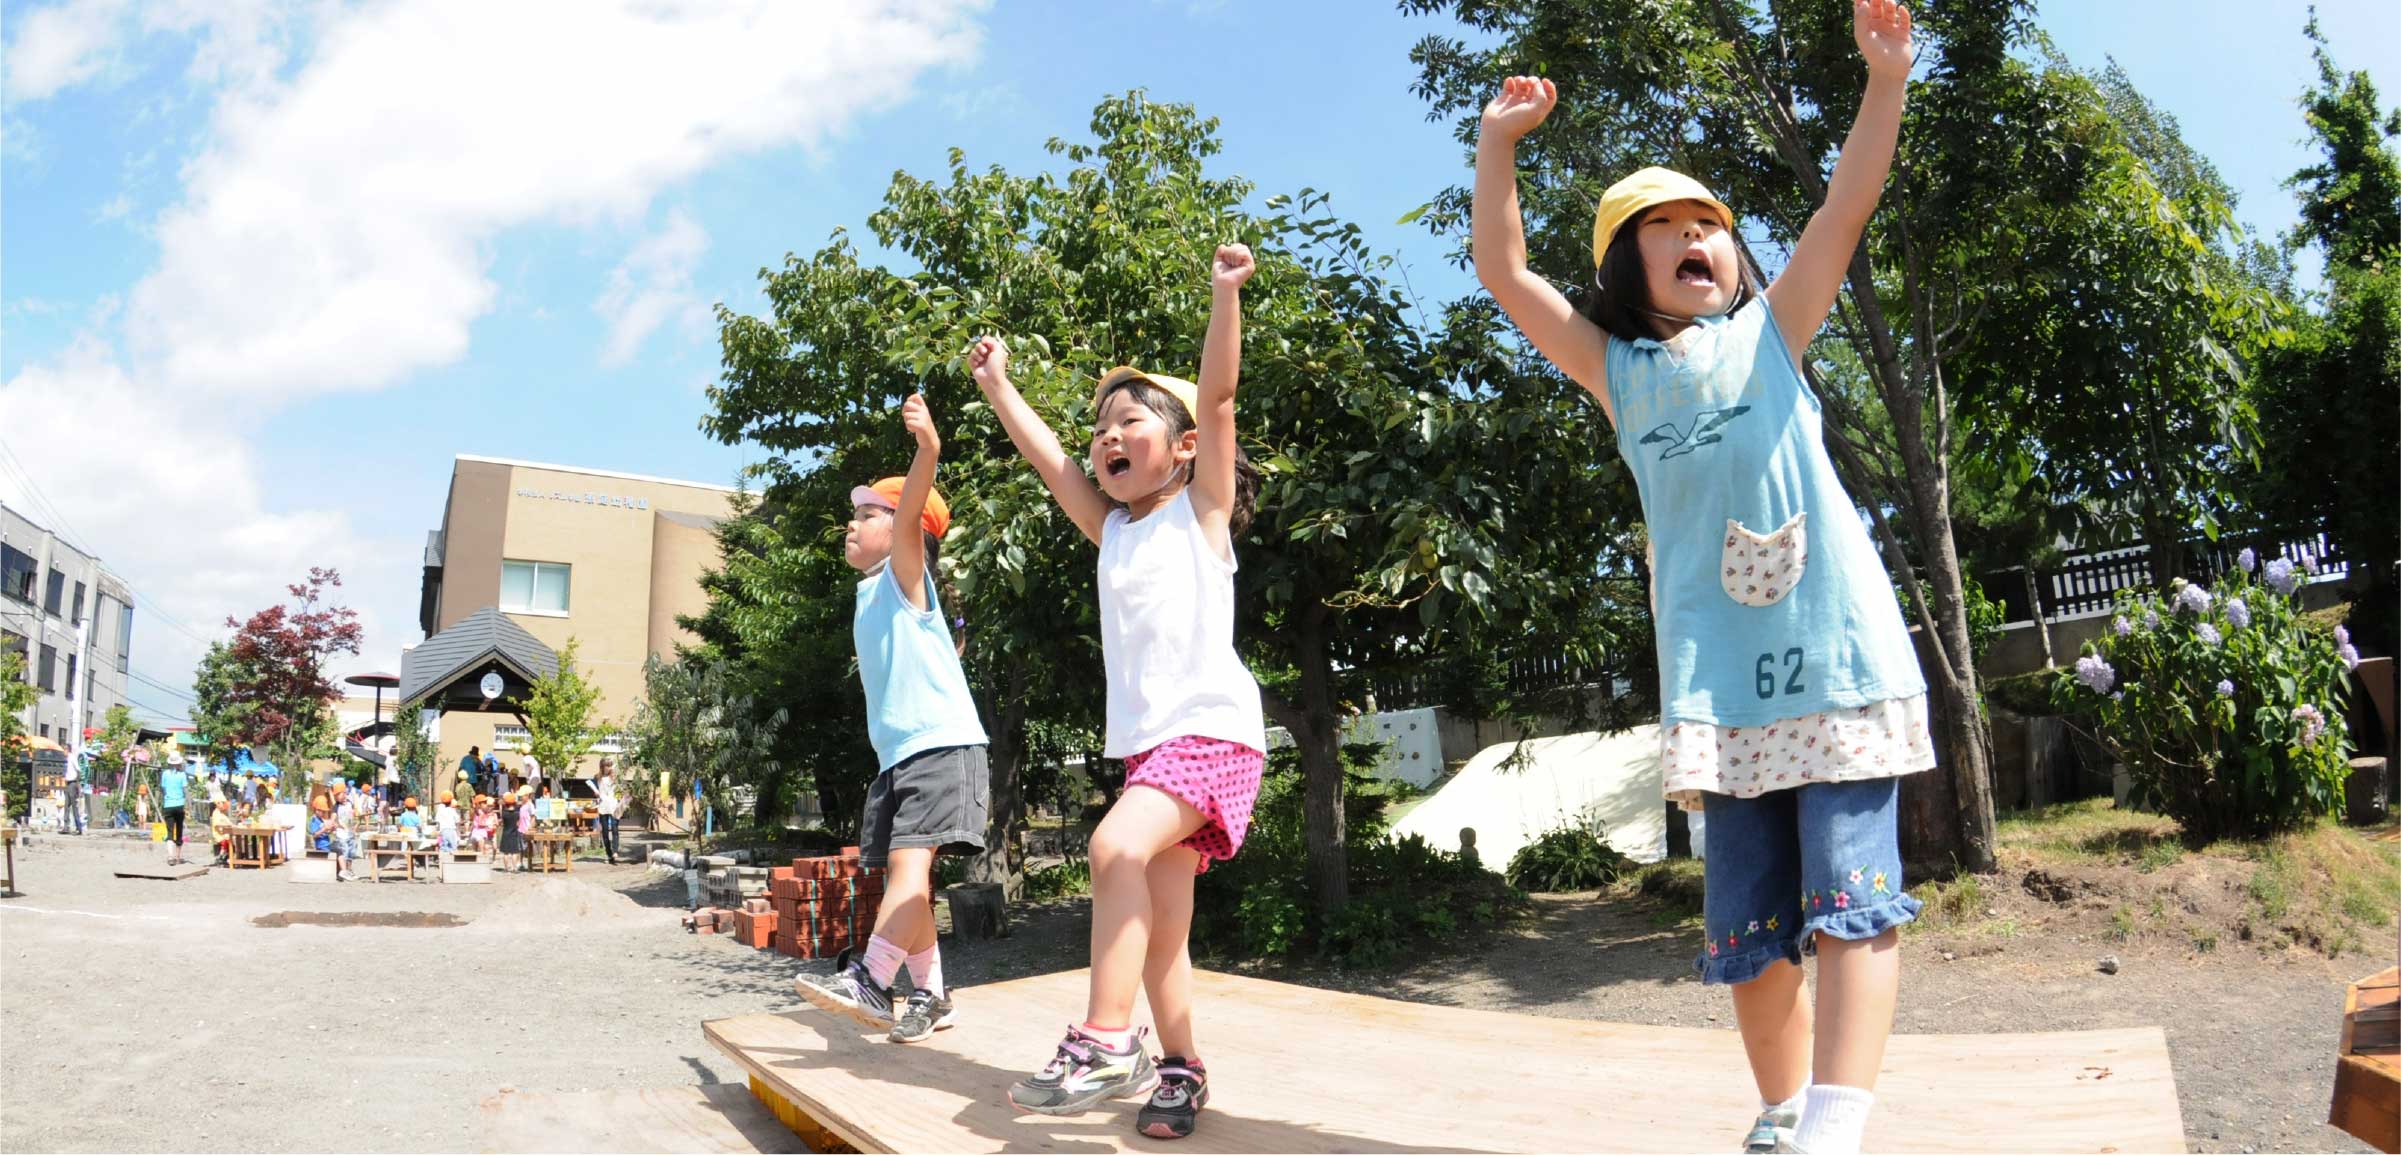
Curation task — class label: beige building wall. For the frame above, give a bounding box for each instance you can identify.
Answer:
[425,456,736,780]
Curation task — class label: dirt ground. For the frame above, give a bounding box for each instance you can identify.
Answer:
[0,830,2385,1154]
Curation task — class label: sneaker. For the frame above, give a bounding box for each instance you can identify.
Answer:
[1007,1026,1157,1116]
[888,988,957,1044]
[1743,1102,1803,1153]
[793,949,898,1028]
[1136,1056,1208,1140]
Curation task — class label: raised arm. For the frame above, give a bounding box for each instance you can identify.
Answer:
[1474,75,1614,421]
[890,393,941,612]
[968,336,1110,545]
[1766,0,1912,364]
[1188,243,1251,544]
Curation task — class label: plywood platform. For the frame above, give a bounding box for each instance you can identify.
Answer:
[478,1084,806,1153]
[706,968,2184,1153]
[113,864,211,881]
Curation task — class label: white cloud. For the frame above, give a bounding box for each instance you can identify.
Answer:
[2,0,987,700]
[596,208,711,368]
[128,0,984,402]
[2,0,126,102]
[95,192,134,221]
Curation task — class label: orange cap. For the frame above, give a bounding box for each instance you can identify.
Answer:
[850,478,952,539]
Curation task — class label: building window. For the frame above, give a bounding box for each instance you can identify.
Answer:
[0,544,34,604]
[37,723,46,738]
[117,604,133,673]
[44,570,65,616]
[37,643,57,692]
[491,724,626,758]
[64,654,76,700]
[70,581,85,625]
[2,631,25,674]
[499,560,571,614]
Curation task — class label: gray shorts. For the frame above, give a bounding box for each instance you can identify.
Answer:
[860,744,989,868]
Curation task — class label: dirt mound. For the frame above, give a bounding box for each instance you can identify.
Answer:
[469,876,667,934]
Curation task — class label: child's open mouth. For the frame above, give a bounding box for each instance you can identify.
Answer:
[1676,256,1716,287]
[1104,452,1132,478]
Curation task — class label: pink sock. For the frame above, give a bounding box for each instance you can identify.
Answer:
[1077,1022,1136,1050]
[907,946,944,998]
[862,934,907,987]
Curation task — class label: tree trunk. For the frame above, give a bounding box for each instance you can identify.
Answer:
[969,666,1031,900]
[1265,609,1348,919]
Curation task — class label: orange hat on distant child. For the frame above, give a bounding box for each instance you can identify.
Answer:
[849,478,952,539]
[440,791,454,805]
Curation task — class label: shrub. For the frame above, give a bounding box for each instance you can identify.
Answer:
[1505,815,1636,892]
[2052,557,2355,842]
[1192,742,1521,967]
[1020,859,1090,902]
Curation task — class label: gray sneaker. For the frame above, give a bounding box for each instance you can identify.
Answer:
[1743,1102,1802,1153]
[888,988,956,1044]
[1007,1026,1157,1116]
[794,949,897,1028]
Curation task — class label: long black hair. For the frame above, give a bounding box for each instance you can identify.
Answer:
[1098,378,1261,537]
[1579,218,1755,343]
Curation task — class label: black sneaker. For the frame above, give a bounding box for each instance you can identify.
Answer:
[1136,1056,1208,1140]
[1007,1026,1157,1116]
[793,948,898,1028]
[888,988,956,1044]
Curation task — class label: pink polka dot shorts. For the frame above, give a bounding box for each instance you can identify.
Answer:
[1123,735,1266,874]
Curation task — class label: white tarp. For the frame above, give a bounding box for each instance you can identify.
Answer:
[1392,726,1670,868]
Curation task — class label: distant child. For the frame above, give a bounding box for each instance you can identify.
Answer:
[972,243,1267,1140]
[1469,6,1926,1152]
[209,799,233,866]
[794,391,991,1047]
[435,792,461,852]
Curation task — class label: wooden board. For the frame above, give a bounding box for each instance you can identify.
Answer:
[705,967,2184,1154]
[113,864,211,880]
[2332,966,2400,1153]
[477,1084,806,1154]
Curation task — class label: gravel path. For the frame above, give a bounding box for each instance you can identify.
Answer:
[0,834,2380,1153]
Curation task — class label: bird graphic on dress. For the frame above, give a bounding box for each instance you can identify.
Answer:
[1639,406,1752,460]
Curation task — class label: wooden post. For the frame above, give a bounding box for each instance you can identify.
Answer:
[943,882,1007,941]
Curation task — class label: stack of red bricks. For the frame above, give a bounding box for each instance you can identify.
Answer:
[768,846,885,959]
[684,904,776,950]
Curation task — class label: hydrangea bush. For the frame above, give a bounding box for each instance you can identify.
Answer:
[2055,552,2355,842]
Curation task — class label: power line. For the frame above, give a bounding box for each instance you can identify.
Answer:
[128,669,199,703]
[0,438,224,650]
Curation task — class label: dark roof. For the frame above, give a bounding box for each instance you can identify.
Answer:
[399,606,559,704]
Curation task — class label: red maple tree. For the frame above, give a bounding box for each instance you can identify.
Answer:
[211,568,365,757]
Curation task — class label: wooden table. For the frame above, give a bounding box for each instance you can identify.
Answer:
[362,833,437,881]
[2332,965,2399,1152]
[227,824,286,869]
[527,830,575,873]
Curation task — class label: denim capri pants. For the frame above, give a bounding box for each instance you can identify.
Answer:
[1695,776,1923,985]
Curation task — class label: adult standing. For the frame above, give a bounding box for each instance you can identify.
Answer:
[60,750,84,834]
[460,746,488,797]
[159,758,191,865]
[518,750,542,796]
[594,759,623,865]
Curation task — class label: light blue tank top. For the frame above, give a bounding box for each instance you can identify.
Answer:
[853,563,989,771]
[1603,298,1925,727]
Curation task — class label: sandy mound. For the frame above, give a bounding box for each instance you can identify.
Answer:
[470,876,670,934]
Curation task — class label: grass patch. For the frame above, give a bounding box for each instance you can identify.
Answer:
[1998,798,2182,866]
[1622,859,1707,921]
[2237,822,2401,953]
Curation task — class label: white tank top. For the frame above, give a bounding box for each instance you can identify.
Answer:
[1097,488,1267,758]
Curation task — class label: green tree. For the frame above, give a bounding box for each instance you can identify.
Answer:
[521,637,606,787]
[1404,1,2287,870]
[622,653,787,840]
[390,704,440,803]
[2250,19,2401,658]
[1,648,38,821]
[707,93,1635,917]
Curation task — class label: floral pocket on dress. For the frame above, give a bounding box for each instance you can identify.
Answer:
[1720,513,1807,607]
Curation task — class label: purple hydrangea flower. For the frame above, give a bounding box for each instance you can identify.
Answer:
[2144,610,2162,631]
[2294,704,2327,748]
[2110,690,2124,702]
[2112,615,2134,638]
[2336,625,2351,647]
[2195,622,2221,646]
[2341,643,2361,670]
[2264,558,2301,596]
[2236,547,2256,573]
[2303,554,2320,575]
[2216,679,2235,697]
[2224,599,2251,630]
[2074,654,2117,695]
[2173,584,2213,615]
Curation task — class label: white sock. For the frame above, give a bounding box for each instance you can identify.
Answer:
[1763,1081,1809,1117]
[1794,1084,1874,1154]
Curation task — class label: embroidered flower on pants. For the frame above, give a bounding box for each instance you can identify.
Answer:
[1848,868,1865,885]
[1835,891,1852,910]
[1748,920,1761,933]
[1872,871,1889,894]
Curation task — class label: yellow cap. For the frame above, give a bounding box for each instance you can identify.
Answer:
[1093,366,1200,423]
[1591,167,1734,267]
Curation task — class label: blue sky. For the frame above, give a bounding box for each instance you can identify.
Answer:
[2,0,2394,726]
